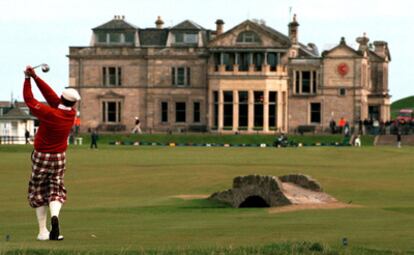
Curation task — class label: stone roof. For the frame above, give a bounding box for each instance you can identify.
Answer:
[258,22,291,45]
[93,17,137,31]
[0,106,35,120]
[139,29,169,46]
[171,20,205,30]
[321,37,361,57]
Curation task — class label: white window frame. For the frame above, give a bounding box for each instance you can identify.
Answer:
[103,66,122,86]
[102,100,122,123]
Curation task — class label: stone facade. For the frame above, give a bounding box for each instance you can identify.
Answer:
[68,15,391,133]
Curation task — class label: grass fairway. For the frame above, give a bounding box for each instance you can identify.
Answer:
[0,145,413,254]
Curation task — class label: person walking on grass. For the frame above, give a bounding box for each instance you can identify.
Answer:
[90,129,98,149]
[131,116,142,134]
[23,65,81,241]
[397,131,402,148]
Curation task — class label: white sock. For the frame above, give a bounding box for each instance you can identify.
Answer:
[35,206,49,235]
[49,201,62,217]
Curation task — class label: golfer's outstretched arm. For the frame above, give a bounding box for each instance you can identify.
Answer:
[23,78,51,120]
[33,76,61,108]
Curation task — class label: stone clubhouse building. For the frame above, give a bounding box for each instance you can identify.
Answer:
[68,15,391,134]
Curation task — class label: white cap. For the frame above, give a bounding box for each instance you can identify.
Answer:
[62,88,81,102]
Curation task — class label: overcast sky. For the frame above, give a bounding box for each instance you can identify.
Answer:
[0,0,412,102]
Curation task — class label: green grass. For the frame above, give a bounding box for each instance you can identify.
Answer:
[0,145,413,254]
[391,96,414,119]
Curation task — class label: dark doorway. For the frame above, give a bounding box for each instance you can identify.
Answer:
[368,105,380,121]
[239,196,269,208]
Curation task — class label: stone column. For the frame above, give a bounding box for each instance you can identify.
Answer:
[233,90,239,132]
[310,71,314,94]
[263,90,269,132]
[218,90,224,131]
[263,52,269,73]
[248,53,255,72]
[248,90,254,132]
[283,92,288,132]
[277,91,283,132]
[208,89,213,128]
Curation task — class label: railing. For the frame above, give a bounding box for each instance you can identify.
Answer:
[0,136,30,144]
[209,64,287,75]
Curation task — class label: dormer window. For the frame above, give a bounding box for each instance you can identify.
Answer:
[109,33,121,43]
[237,31,261,44]
[95,31,135,45]
[174,32,198,44]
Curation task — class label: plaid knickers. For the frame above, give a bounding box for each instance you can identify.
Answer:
[28,150,67,208]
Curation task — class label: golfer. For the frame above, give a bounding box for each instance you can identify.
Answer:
[23,65,80,241]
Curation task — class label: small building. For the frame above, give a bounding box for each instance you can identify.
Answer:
[0,102,36,144]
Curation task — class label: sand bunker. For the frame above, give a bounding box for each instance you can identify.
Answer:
[172,194,209,200]
[268,182,359,213]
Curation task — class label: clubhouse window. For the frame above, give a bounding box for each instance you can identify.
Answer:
[103,67,122,86]
[236,31,261,44]
[175,102,186,123]
[95,32,135,45]
[193,102,200,123]
[238,91,248,128]
[310,102,321,124]
[254,91,264,128]
[269,91,277,129]
[161,102,168,123]
[294,70,318,95]
[223,91,233,127]
[172,67,191,86]
[102,101,122,123]
[174,32,198,44]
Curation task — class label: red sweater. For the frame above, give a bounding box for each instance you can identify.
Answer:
[23,77,76,153]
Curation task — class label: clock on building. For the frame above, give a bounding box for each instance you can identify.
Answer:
[337,63,349,77]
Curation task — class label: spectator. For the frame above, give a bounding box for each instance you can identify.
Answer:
[363,118,369,135]
[90,129,98,149]
[329,119,336,134]
[338,117,346,134]
[372,119,380,135]
[358,119,363,134]
[397,131,402,148]
[25,129,30,144]
[344,122,350,137]
[131,117,142,134]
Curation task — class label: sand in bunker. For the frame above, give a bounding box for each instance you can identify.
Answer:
[172,194,210,200]
[268,182,359,214]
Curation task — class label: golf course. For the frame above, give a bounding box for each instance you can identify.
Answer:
[0,143,413,254]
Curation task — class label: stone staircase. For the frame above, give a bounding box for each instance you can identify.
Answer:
[375,135,414,146]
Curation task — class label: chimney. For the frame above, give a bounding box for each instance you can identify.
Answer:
[288,14,299,45]
[373,41,388,58]
[215,19,224,35]
[155,16,164,29]
[356,32,370,52]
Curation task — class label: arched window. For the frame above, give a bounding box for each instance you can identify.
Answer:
[236,31,261,44]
